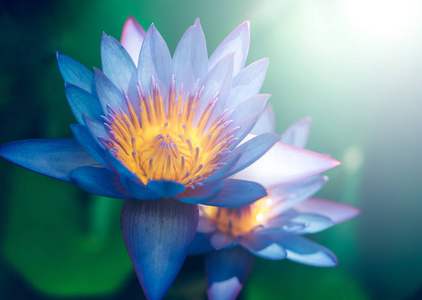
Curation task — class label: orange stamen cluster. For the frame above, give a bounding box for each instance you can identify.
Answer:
[201,196,273,236]
[100,77,239,188]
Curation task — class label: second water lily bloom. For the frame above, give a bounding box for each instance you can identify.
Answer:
[189,109,360,300]
[0,17,341,300]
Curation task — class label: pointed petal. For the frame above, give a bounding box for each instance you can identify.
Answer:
[101,33,137,90]
[250,104,276,135]
[94,68,129,115]
[197,215,217,233]
[119,172,161,200]
[173,18,208,96]
[120,16,146,65]
[265,211,334,234]
[206,247,254,300]
[84,115,110,147]
[232,142,341,189]
[209,21,250,76]
[240,233,287,260]
[295,198,360,224]
[281,117,312,148]
[229,94,270,144]
[146,180,186,198]
[64,83,103,125]
[56,52,95,94]
[70,124,112,171]
[265,175,328,219]
[70,166,131,199]
[101,33,138,115]
[188,232,214,255]
[210,231,236,250]
[0,139,99,183]
[204,179,267,207]
[278,235,337,267]
[176,181,224,204]
[194,53,234,127]
[138,24,173,103]
[227,58,269,108]
[225,132,280,178]
[121,198,199,300]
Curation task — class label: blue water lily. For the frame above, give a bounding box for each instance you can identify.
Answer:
[189,109,360,300]
[0,17,341,299]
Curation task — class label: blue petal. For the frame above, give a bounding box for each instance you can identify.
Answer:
[101,33,139,116]
[94,68,129,115]
[227,58,269,109]
[204,179,267,207]
[146,180,186,198]
[240,232,287,260]
[280,117,312,148]
[250,104,276,135]
[64,83,103,125]
[287,212,334,234]
[206,246,254,300]
[203,151,242,184]
[70,166,131,199]
[208,21,250,76]
[84,115,110,147]
[0,138,99,183]
[279,235,337,267]
[194,53,234,128]
[188,232,215,255]
[210,231,236,250]
[173,18,208,97]
[229,93,270,145]
[262,210,334,235]
[56,52,96,94]
[119,171,161,200]
[265,175,328,219]
[121,198,199,300]
[138,24,173,104]
[175,181,223,204]
[294,198,360,225]
[225,132,280,178]
[70,124,111,171]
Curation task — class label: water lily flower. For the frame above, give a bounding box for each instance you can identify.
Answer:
[0,17,341,300]
[189,110,360,300]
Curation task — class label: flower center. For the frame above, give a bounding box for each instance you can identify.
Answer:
[201,196,272,236]
[100,78,238,188]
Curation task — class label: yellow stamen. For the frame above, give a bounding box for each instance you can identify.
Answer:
[102,79,236,187]
[201,196,272,236]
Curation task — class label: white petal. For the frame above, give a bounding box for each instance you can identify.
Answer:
[280,117,312,148]
[120,16,146,66]
[232,141,341,189]
[295,198,360,224]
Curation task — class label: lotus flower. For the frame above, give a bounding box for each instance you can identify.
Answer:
[189,109,360,300]
[0,17,341,299]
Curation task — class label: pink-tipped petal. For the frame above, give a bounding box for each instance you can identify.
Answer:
[232,142,341,189]
[280,117,312,148]
[120,16,146,66]
[295,198,360,224]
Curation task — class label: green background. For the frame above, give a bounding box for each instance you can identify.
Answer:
[1,0,421,299]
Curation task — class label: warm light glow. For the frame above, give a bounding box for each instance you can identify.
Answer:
[101,78,237,188]
[201,196,272,236]
[341,0,422,40]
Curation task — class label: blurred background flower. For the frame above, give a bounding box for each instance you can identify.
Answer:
[0,0,421,299]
